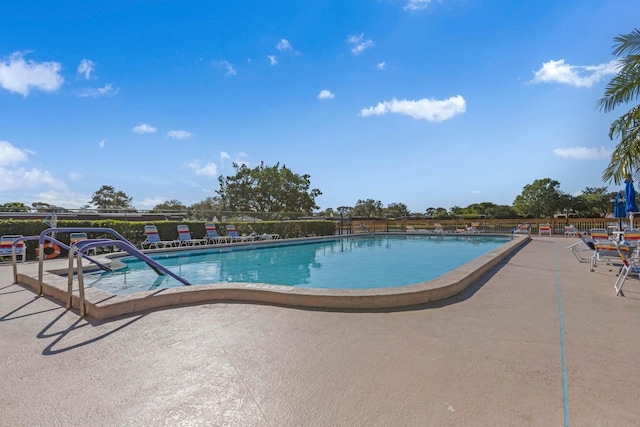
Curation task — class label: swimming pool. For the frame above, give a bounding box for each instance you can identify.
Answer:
[85,235,512,295]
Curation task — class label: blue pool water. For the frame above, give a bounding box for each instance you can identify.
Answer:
[84,235,511,295]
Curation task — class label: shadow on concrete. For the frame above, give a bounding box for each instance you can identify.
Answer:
[38,309,148,355]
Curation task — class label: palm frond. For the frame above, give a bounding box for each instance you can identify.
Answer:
[612,29,640,56]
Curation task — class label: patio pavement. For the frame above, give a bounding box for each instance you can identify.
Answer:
[1,236,639,426]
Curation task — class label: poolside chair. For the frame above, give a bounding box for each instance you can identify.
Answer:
[203,223,231,244]
[590,239,628,272]
[0,234,25,263]
[590,228,611,243]
[259,232,280,240]
[433,223,445,234]
[70,232,97,256]
[613,242,640,296]
[141,225,178,250]
[566,226,597,263]
[177,224,208,246]
[538,223,552,236]
[511,222,531,234]
[225,224,254,242]
[622,229,640,248]
[564,225,578,237]
[467,222,480,233]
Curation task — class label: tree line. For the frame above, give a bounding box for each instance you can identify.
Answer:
[0,175,620,220]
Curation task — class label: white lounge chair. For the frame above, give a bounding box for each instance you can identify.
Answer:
[141,225,178,249]
[177,224,208,246]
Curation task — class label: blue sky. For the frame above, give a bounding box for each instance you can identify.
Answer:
[1,0,639,213]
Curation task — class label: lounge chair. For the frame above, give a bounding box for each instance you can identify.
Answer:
[613,242,640,296]
[622,229,640,248]
[70,232,97,256]
[203,223,231,244]
[566,226,597,263]
[512,222,531,234]
[0,234,25,263]
[141,225,178,249]
[467,222,480,233]
[177,224,208,246]
[564,225,578,237]
[433,223,445,234]
[590,228,610,243]
[538,223,552,236]
[259,232,280,240]
[590,238,627,272]
[225,224,254,242]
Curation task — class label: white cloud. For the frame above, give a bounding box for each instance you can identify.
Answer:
[132,123,157,134]
[377,61,386,71]
[347,34,374,56]
[77,59,95,79]
[98,138,106,148]
[0,51,64,96]
[0,167,67,192]
[138,196,166,209]
[277,39,293,52]
[318,89,335,100]
[553,146,611,160]
[360,95,466,122]
[531,59,619,88]
[0,140,67,193]
[188,160,218,177]
[68,172,82,180]
[78,83,118,98]
[404,0,433,11]
[213,59,236,76]
[268,55,277,66]
[0,140,29,166]
[168,130,193,140]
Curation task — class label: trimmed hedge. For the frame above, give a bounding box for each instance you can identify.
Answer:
[0,219,336,260]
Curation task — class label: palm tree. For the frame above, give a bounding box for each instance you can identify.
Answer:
[598,28,640,184]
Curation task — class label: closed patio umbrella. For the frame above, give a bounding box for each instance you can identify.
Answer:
[625,177,639,229]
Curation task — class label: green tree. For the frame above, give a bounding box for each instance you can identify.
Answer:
[484,204,518,219]
[152,199,187,212]
[217,162,321,218]
[598,28,640,184]
[352,199,384,217]
[513,178,566,218]
[189,196,225,220]
[89,185,134,211]
[0,202,30,212]
[336,206,353,217]
[31,202,65,213]
[385,202,409,218]
[425,207,449,219]
[574,187,612,217]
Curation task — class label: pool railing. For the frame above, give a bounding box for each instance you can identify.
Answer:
[7,228,192,317]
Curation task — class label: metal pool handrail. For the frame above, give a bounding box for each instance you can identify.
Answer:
[68,238,191,317]
[9,235,111,289]
[37,228,191,298]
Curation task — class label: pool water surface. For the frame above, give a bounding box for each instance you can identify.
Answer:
[86,235,511,295]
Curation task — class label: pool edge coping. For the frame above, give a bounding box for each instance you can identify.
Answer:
[16,233,530,320]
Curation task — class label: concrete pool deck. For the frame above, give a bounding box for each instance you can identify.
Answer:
[1,235,640,425]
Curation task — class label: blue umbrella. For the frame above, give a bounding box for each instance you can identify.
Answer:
[625,177,639,229]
